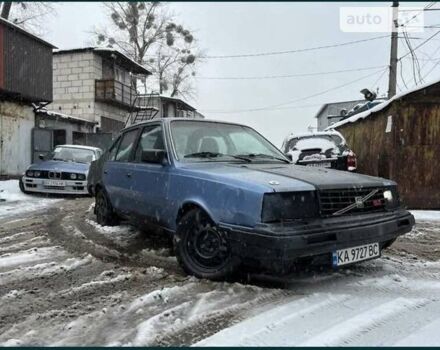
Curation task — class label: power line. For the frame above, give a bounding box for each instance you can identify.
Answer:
[196,65,387,80]
[201,103,325,113]
[399,2,437,27]
[370,67,389,91]
[201,69,384,114]
[201,35,389,59]
[398,29,440,60]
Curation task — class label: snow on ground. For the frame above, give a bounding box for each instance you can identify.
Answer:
[0,180,60,219]
[410,210,440,222]
[1,191,440,346]
[196,256,440,346]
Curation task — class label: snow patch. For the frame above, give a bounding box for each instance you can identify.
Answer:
[0,246,66,269]
[0,255,93,285]
[411,210,440,222]
[0,180,60,218]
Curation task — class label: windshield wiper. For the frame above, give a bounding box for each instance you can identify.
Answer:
[184,151,223,158]
[184,152,251,162]
[237,153,290,163]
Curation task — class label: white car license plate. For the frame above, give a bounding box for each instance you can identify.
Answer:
[307,162,331,168]
[332,242,380,267]
[44,180,66,187]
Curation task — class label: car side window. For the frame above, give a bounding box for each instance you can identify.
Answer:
[107,137,121,161]
[134,125,165,162]
[115,129,138,162]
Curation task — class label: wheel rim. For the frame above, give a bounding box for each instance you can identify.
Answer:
[186,219,230,270]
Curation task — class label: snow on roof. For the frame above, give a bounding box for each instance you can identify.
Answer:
[282,130,346,147]
[93,48,151,75]
[57,144,102,151]
[35,106,98,125]
[313,99,365,119]
[326,78,440,130]
[54,47,151,75]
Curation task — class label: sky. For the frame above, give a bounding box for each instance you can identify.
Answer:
[42,1,440,146]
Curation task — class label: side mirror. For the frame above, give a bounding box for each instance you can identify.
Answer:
[141,149,167,165]
[38,154,45,160]
[285,153,293,161]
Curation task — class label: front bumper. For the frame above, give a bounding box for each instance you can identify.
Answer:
[21,176,89,195]
[220,209,414,272]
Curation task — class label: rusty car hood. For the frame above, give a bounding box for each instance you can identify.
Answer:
[234,163,394,190]
[179,162,394,192]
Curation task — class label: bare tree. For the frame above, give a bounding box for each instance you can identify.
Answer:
[94,2,200,98]
[0,2,56,35]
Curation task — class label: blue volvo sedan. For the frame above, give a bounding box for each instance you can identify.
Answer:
[89,119,414,279]
[20,145,102,195]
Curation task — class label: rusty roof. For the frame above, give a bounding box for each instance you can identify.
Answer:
[54,47,151,75]
[0,17,56,48]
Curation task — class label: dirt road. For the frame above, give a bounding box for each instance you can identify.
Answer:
[0,195,439,346]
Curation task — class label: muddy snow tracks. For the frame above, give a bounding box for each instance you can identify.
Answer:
[0,198,291,345]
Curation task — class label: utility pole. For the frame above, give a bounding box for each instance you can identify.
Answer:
[0,2,12,19]
[388,1,399,99]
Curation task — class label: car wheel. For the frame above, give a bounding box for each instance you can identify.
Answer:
[382,238,396,250]
[174,208,239,280]
[95,189,119,226]
[19,179,30,194]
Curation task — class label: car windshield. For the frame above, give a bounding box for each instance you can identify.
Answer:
[51,147,95,163]
[170,121,289,163]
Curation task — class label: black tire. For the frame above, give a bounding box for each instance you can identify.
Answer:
[174,208,239,280]
[382,238,397,250]
[19,179,30,194]
[95,189,119,226]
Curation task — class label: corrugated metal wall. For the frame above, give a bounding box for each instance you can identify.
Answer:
[336,93,440,209]
[1,22,52,102]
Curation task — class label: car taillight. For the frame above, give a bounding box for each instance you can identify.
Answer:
[347,151,357,171]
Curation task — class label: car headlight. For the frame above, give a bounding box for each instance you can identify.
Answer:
[78,174,86,180]
[26,170,34,177]
[384,186,400,209]
[70,173,77,180]
[383,190,393,201]
[34,171,41,178]
[262,191,319,223]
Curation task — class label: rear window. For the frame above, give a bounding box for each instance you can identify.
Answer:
[286,135,343,152]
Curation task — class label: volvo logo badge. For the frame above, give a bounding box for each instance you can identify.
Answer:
[355,196,365,208]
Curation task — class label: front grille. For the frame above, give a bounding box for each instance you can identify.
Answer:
[319,187,386,216]
[29,171,84,180]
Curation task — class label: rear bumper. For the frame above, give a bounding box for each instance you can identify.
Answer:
[21,176,89,195]
[220,209,414,271]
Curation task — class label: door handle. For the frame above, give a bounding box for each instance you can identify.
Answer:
[103,170,108,174]
[126,172,132,178]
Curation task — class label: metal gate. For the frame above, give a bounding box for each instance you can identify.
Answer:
[31,128,53,163]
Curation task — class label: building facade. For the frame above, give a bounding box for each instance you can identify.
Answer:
[0,18,55,177]
[52,47,203,133]
[315,100,365,131]
[52,47,151,135]
[330,80,440,209]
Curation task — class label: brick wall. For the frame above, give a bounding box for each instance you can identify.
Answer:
[51,51,131,129]
[52,51,100,122]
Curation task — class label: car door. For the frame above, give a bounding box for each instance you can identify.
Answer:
[103,128,140,214]
[127,124,171,226]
